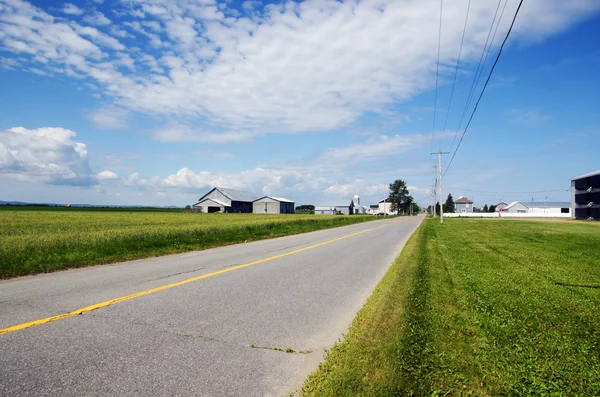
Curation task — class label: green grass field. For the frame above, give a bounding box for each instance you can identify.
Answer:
[0,207,377,279]
[302,218,600,396]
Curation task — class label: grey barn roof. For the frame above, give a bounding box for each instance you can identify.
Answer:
[198,187,258,202]
[254,196,294,203]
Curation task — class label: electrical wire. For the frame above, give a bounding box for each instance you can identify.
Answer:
[445,0,524,177]
[445,187,570,195]
[448,0,503,153]
[430,0,444,153]
[456,0,509,140]
[439,0,472,149]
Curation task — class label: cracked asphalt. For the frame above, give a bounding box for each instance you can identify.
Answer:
[0,216,423,396]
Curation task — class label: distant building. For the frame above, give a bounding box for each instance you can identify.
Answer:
[493,202,508,212]
[504,201,529,213]
[334,201,355,215]
[378,198,394,215]
[252,196,295,214]
[528,202,571,215]
[193,187,258,213]
[571,170,600,220]
[314,206,335,215]
[315,197,356,215]
[455,197,474,213]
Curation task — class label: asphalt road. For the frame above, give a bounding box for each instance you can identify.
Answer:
[0,215,423,396]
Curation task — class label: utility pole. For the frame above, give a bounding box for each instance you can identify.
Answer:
[432,166,437,218]
[431,152,449,223]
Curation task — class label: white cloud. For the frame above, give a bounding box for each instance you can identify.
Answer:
[0,0,597,141]
[152,125,256,143]
[86,106,129,129]
[510,108,551,125]
[97,170,119,180]
[63,3,83,16]
[0,127,96,185]
[83,10,111,26]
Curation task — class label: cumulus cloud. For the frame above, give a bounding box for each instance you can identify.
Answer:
[97,170,119,180]
[0,127,96,185]
[114,131,433,203]
[0,0,598,141]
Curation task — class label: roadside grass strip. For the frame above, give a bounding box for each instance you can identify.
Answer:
[0,209,379,279]
[301,218,600,396]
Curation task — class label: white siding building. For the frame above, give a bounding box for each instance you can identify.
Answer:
[528,202,571,215]
[314,206,335,215]
[504,201,529,213]
[193,187,258,213]
[252,196,295,214]
[378,199,394,215]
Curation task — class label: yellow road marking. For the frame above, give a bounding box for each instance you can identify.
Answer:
[0,221,394,335]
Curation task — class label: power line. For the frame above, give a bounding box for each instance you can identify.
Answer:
[430,0,444,153]
[445,0,524,177]
[439,0,472,149]
[448,0,503,153]
[445,187,570,195]
[457,0,509,137]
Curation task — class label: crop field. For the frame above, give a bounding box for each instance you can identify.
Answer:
[302,218,600,396]
[0,207,377,279]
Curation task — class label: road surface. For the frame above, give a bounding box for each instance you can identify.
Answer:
[0,216,423,396]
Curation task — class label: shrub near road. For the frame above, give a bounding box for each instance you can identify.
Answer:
[302,218,600,396]
[0,208,376,279]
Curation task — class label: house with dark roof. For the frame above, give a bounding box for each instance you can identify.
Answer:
[455,196,474,213]
[493,202,508,212]
[193,187,258,213]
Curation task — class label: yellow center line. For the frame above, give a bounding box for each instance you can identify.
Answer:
[1,220,395,335]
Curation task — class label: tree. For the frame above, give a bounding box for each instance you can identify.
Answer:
[488,205,496,213]
[483,204,489,212]
[388,180,410,215]
[295,204,315,212]
[443,194,455,213]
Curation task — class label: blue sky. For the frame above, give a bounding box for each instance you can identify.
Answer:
[0,0,599,208]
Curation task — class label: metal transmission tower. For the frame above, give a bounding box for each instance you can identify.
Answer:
[431,152,449,223]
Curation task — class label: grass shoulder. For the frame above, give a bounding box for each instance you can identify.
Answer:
[301,218,600,396]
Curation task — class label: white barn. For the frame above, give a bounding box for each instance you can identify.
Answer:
[528,202,571,215]
[252,196,295,214]
[315,206,335,215]
[504,201,529,213]
[192,187,258,213]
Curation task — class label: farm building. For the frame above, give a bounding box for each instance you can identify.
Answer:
[378,198,394,215]
[334,202,355,215]
[315,206,335,215]
[528,202,571,215]
[314,199,356,215]
[193,187,258,213]
[252,196,295,214]
[504,201,529,213]
[572,170,600,220]
[455,197,474,213]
